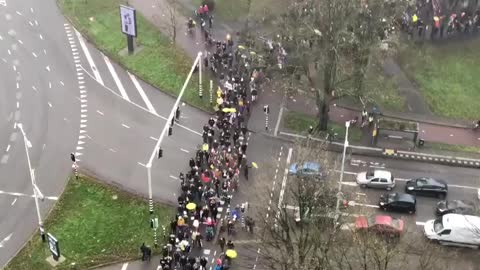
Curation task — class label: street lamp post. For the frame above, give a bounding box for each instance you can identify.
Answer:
[334,121,350,227]
[144,52,203,247]
[17,123,46,242]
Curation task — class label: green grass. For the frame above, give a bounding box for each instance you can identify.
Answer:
[283,111,363,143]
[397,40,480,120]
[5,175,174,270]
[366,66,406,112]
[58,0,213,111]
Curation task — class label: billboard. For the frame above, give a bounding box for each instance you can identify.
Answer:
[120,5,137,37]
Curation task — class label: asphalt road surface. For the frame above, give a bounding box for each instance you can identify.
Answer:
[0,0,209,267]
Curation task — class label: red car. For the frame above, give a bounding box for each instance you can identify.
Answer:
[355,215,405,237]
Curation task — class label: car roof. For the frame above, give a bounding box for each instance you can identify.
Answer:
[375,215,393,226]
[303,162,320,171]
[374,170,391,178]
[392,193,415,203]
[419,177,446,186]
[442,214,480,229]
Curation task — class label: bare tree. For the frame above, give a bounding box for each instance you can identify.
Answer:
[154,0,179,44]
[253,0,406,130]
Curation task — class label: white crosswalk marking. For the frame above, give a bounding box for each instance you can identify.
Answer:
[102,54,130,101]
[128,71,157,115]
[74,29,104,85]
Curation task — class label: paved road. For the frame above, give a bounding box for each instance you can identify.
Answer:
[0,0,211,267]
[0,0,84,266]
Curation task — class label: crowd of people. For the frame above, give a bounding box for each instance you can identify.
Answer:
[145,7,266,269]
[400,0,480,40]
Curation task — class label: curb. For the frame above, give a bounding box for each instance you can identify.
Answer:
[278,131,480,169]
[334,103,471,129]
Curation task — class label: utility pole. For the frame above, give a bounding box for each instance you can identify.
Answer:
[18,123,46,242]
[334,121,350,228]
[144,52,202,247]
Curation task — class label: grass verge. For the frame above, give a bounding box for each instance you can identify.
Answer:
[58,0,212,111]
[397,40,480,120]
[283,111,363,143]
[4,175,173,270]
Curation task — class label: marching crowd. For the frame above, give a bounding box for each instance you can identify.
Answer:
[400,0,480,40]
[141,6,265,269]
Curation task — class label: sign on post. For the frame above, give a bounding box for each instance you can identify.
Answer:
[47,233,60,261]
[119,5,137,54]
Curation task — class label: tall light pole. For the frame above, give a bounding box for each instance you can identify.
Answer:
[17,123,46,242]
[334,120,350,227]
[144,52,202,246]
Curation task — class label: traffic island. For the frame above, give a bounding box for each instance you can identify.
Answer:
[4,175,174,270]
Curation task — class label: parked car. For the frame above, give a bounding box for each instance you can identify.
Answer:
[288,162,326,179]
[424,214,480,248]
[405,177,448,198]
[436,200,475,216]
[356,170,395,190]
[379,192,416,214]
[355,215,405,237]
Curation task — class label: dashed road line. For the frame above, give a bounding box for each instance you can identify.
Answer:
[180,148,190,153]
[122,124,130,129]
[96,110,104,115]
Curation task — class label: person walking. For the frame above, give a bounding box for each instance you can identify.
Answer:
[200,256,208,270]
[218,236,226,252]
[244,164,251,181]
[140,243,147,261]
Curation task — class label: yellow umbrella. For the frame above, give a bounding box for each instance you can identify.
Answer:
[225,249,237,259]
[251,162,258,169]
[186,202,196,211]
[433,16,440,21]
[238,45,246,50]
[250,51,257,55]
[222,107,237,113]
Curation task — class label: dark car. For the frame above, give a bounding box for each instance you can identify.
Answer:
[405,177,448,199]
[436,200,475,216]
[379,192,416,214]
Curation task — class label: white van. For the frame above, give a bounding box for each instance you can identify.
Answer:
[424,213,480,248]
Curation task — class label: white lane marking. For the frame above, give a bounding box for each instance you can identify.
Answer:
[138,162,146,167]
[60,81,64,86]
[109,148,117,153]
[30,8,34,13]
[122,124,130,129]
[48,102,52,107]
[12,65,16,71]
[74,29,104,85]
[180,148,190,153]
[121,263,128,270]
[347,201,380,208]
[17,39,23,45]
[0,233,13,248]
[80,65,203,136]
[43,49,46,55]
[416,222,426,226]
[16,82,19,88]
[7,49,10,55]
[16,11,22,16]
[11,198,17,205]
[45,65,50,71]
[32,52,37,58]
[0,190,58,201]
[169,175,178,180]
[149,136,158,141]
[28,21,33,26]
[277,148,293,216]
[341,182,358,187]
[274,106,283,136]
[103,54,130,101]
[16,102,19,108]
[96,110,104,115]
[128,71,157,115]
[6,144,10,152]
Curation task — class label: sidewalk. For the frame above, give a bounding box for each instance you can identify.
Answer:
[286,90,480,148]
